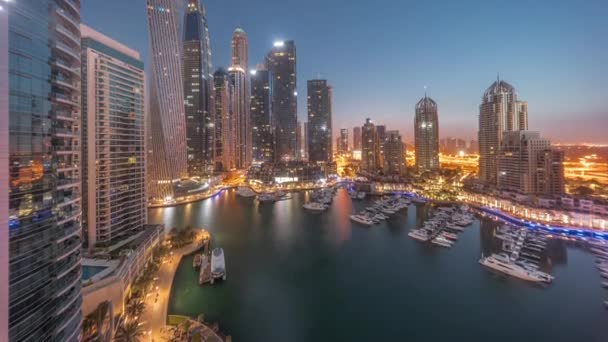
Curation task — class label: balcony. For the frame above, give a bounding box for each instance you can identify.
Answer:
[55,7,79,32]
[60,0,80,15]
[53,40,80,62]
[56,24,80,47]
[53,76,79,91]
[52,59,80,78]
[54,127,75,138]
[57,178,79,190]
[54,238,81,262]
[56,222,80,244]
[53,93,80,108]
[57,196,80,208]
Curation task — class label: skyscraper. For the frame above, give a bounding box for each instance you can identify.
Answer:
[497,131,550,194]
[5,1,83,340]
[229,27,250,169]
[384,130,406,176]
[214,68,235,170]
[362,118,380,172]
[414,95,439,172]
[307,80,332,162]
[81,25,147,250]
[376,124,386,165]
[537,149,565,196]
[296,120,303,160]
[267,40,297,162]
[353,126,362,151]
[338,128,349,154]
[250,68,274,163]
[146,0,188,201]
[303,122,309,160]
[183,0,214,176]
[478,77,528,185]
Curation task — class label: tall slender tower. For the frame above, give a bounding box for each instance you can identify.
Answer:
[183,0,214,177]
[478,77,528,185]
[146,0,188,201]
[214,68,235,170]
[81,25,147,250]
[267,40,297,162]
[307,79,333,162]
[229,27,250,169]
[250,68,274,163]
[5,1,83,340]
[362,118,380,172]
[414,95,440,172]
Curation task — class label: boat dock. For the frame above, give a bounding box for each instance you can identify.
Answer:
[199,254,211,285]
[408,205,474,248]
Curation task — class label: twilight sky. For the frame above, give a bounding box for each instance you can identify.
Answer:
[82,0,608,144]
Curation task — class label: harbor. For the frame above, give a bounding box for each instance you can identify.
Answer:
[155,190,608,341]
[408,205,474,248]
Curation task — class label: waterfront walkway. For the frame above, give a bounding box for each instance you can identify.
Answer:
[140,240,205,341]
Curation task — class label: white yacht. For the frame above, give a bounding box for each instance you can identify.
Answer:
[350,214,373,226]
[479,254,553,283]
[303,202,328,211]
[356,192,367,200]
[236,186,256,198]
[432,238,452,248]
[408,229,430,242]
[210,248,226,284]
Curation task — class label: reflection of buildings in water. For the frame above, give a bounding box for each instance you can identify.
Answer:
[544,239,568,269]
[479,218,501,256]
[415,205,430,228]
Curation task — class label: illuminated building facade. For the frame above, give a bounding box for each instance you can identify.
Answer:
[362,118,380,172]
[478,77,528,185]
[81,25,146,250]
[307,79,332,162]
[266,40,297,162]
[5,0,83,340]
[353,126,362,151]
[414,95,439,172]
[213,68,235,170]
[497,131,550,194]
[251,68,274,163]
[229,27,251,169]
[146,0,188,200]
[183,0,214,176]
[384,130,406,176]
[338,128,349,154]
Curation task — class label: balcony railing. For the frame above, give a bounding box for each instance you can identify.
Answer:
[55,7,79,31]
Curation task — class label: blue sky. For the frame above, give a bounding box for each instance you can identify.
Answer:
[82,0,608,143]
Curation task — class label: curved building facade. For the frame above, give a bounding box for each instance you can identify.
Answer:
[6,0,83,340]
[478,78,528,185]
[146,0,188,201]
[183,0,214,177]
[228,27,251,169]
[414,95,440,172]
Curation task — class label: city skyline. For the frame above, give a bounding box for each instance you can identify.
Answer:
[83,0,608,144]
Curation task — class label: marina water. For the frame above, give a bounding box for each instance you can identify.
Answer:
[149,189,606,342]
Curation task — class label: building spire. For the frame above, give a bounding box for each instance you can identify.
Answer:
[424,85,427,98]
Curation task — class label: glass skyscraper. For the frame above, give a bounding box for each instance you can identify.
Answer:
[183,0,214,177]
[266,40,297,162]
[146,0,188,202]
[250,68,274,163]
[307,79,332,163]
[5,0,83,340]
[414,95,439,172]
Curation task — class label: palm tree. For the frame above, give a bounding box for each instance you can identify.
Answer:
[126,300,145,318]
[115,321,146,342]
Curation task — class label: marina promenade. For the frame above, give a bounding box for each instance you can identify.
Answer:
[140,237,216,341]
